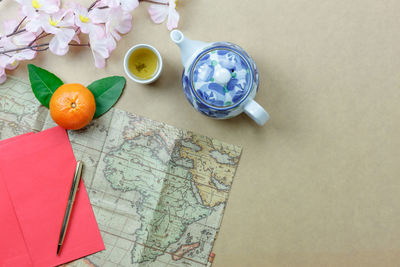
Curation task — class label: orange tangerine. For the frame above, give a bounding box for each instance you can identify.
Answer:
[49,83,96,130]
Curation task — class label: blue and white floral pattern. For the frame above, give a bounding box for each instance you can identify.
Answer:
[192,48,251,108]
[182,42,259,119]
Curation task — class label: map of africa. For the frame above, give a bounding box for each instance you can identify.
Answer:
[0,77,242,267]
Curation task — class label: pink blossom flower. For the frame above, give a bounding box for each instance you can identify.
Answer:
[148,0,179,31]
[16,0,60,18]
[0,20,37,69]
[70,3,103,35]
[0,67,6,84]
[99,0,139,12]
[90,6,132,41]
[26,10,77,55]
[0,20,37,83]
[4,0,183,74]
[0,53,8,83]
[89,31,116,68]
[2,33,37,64]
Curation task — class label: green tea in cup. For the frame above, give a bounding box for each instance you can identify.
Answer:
[124,44,163,84]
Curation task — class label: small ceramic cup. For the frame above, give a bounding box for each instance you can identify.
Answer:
[123,44,163,84]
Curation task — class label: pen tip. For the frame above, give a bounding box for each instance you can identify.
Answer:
[57,244,61,255]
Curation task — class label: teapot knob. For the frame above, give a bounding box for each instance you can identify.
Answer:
[214,66,232,85]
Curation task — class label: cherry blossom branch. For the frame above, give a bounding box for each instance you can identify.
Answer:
[0,17,28,39]
[5,29,26,38]
[28,31,50,47]
[13,16,27,33]
[30,45,49,52]
[0,0,168,41]
[69,43,90,47]
[139,0,169,5]
[0,43,49,55]
[0,0,181,83]
[88,0,100,11]
[1,0,99,40]
[0,43,90,55]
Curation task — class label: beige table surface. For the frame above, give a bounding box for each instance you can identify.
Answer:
[2,0,400,266]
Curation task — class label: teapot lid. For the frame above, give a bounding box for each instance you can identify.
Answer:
[190,45,254,109]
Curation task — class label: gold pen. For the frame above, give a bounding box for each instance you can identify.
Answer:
[57,160,83,255]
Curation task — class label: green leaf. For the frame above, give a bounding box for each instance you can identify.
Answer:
[28,64,64,108]
[87,76,126,118]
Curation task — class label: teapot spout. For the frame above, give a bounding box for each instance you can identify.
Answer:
[170,30,209,67]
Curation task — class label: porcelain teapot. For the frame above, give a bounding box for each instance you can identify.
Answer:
[170,30,270,125]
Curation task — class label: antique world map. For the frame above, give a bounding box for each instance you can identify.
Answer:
[0,77,242,267]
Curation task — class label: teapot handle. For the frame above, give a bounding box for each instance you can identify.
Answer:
[243,100,270,126]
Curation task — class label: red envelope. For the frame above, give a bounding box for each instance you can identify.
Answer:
[0,127,104,267]
[0,132,35,267]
